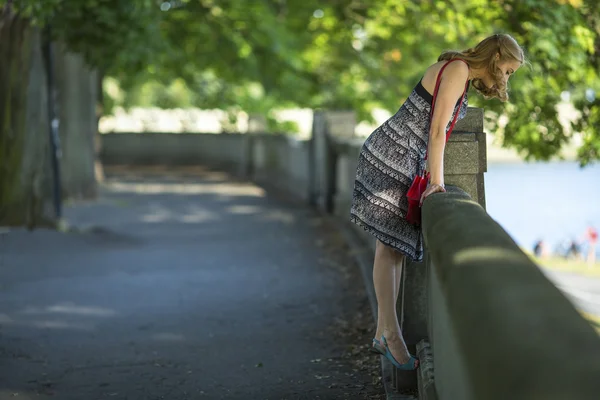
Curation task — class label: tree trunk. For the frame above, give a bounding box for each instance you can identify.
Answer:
[0,12,55,227]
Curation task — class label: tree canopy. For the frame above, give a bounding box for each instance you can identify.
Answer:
[6,0,600,164]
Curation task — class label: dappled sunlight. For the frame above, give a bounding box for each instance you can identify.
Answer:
[453,246,529,266]
[152,332,186,342]
[179,212,217,223]
[141,214,170,223]
[0,303,119,332]
[102,165,230,180]
[106,181,265,198]
[29,320,95,331]
[450,197,478,205]
[427,196,477,208]
[200,171,231,182]
[0,390,39,399]
[179,204,219,223]
[20,303,117,317]
[262,209,296,224]
[141,204,173,222]
[2,317,95,331]
[141,204,219,223]
[226,205,263,215]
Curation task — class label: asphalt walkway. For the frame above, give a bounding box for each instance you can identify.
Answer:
[0,166,385,400]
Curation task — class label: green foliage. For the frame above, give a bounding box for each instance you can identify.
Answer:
[574,95,600,164]
[266,117,300,135]
[5,0,165,72]
[492,0,599,165]
[4,0,600,163]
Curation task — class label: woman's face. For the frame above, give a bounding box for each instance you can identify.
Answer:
[482,57,521,89]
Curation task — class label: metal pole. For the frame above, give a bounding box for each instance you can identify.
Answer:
[42,25,62,219]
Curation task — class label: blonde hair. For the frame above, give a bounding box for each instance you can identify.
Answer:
[438,33,525,101]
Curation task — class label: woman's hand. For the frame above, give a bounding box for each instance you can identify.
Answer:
[420,183,446,206]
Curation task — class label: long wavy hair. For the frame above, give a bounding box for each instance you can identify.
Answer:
[438,34,525,101]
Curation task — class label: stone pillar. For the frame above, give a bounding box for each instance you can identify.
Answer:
[55,42,99,199]
[310,110,356,213]
[332,138,363,219]
[323,110,356,138]
[394,107,486,391]
[444,107,486,208]
[310,111,326,211]
[247,114,267,133]
[239,114,267,178]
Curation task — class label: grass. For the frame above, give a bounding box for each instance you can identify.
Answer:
[528,255,600,334]
[533,256,600,278]
[519,247,600,277]
[580,312,600,334]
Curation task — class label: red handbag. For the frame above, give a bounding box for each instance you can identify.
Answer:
[405,59,469,226]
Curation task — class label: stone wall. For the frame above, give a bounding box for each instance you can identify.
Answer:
[100,132,313,202]
[101,132,247,170]
[250,135,311,202]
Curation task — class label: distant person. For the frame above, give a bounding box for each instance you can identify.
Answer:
[567,240,582,261]
[585,226,598,266]
[554,239,570,259]
[349,34,524,370]
[533,240,543,258]
[533,239,550,259]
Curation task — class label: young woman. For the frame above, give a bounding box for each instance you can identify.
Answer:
[350,34,525,370]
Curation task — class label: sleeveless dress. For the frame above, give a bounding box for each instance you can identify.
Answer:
[349,75,470,262]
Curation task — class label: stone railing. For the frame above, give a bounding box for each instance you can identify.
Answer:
[420,187,600,400]
[100,132,312,202]
[100,132,249,171]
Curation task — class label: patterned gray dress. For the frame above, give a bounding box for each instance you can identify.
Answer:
[350,79,470,262]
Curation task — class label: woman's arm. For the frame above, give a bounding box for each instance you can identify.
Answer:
[427,62,470,186]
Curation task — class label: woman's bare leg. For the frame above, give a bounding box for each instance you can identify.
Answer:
[394,255,403,306]
[372,240,411,363]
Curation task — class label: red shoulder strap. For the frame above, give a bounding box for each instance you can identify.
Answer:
[425,59,469,160]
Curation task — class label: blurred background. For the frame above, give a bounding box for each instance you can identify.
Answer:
[1,1,600,398]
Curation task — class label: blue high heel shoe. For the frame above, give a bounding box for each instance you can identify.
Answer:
[369,338,385,355]
[380,335,419,370]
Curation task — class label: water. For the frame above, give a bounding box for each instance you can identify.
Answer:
[485,161,600,256]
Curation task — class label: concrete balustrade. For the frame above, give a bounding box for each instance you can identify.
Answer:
[100,132,248,170]
[100,131,312,202]
[422,188,600,399]
[249,134,312,202]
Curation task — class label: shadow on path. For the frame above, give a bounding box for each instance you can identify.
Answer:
[0,166,384,400]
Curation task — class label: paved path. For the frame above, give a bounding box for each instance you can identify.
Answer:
[0,167,384,400]
[542,269,600,318]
